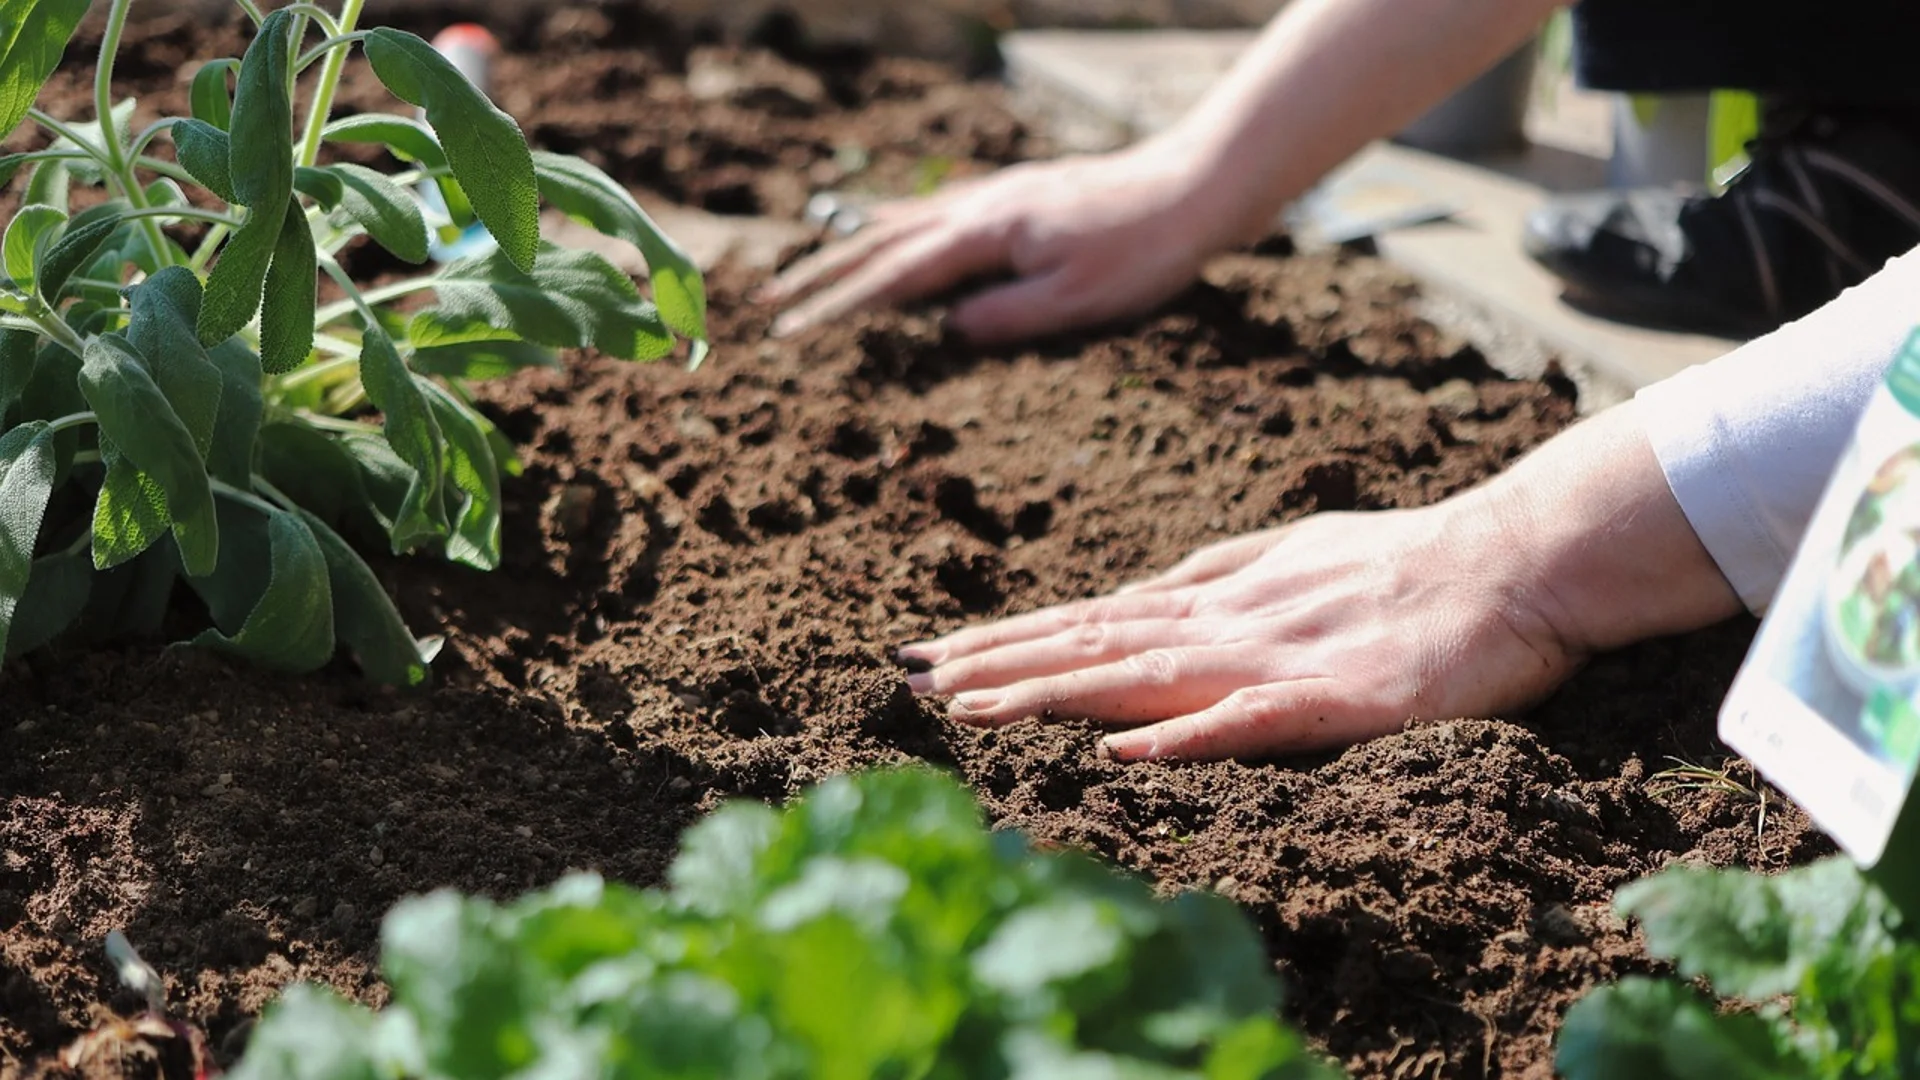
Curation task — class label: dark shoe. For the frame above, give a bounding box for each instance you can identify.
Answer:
[1523,106,1920,338]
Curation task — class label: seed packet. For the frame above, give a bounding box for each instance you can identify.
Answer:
[1721,328,1920,866]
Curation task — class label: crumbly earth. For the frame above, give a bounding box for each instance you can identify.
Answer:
[2,6,1827,1079]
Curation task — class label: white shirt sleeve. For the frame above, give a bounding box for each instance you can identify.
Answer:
[1636,247,1920,613]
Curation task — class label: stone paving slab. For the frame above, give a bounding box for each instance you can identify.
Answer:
[1002,29,1742,404]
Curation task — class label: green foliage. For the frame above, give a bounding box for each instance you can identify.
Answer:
[0,0,708,683]
[231,768,1338,1080]
[1557,857,1920,1080]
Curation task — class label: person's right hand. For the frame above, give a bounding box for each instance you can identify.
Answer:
[760,140,1245,344]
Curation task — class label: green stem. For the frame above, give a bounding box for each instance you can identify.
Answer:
[133,156,198,187]
[123,206,246,229]
[210,476,284,518]
[126,117,181,160]
[233,0,265,26]
[314,276,435,327]
[251,476,303,515]
[25,109,113,171]
[297,32,371,74]
[269,352,358,393]
[288,410,381,435]
[296,0,368,168]
[91,0,174,270]
[47,410,98,435]
[189,224,232,274]
[26,308,86,358]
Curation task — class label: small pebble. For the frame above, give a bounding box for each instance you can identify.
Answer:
[368,847,384,867]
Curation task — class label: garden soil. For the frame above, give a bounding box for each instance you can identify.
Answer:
[1,6,1830,1079]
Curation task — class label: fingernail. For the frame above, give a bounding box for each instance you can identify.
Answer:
[1099,735,1152,763]
[770,312,805,339]
[949,692,1000,718]
[906,672,935,694]
[895,644,944,671]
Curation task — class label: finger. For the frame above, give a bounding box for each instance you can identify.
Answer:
[947,266,1086,344]
[907,617,1202,696]
[1098,680,1382,762]
[759,214,929,305]
[946,646,1255,728]
[1115,532,1279,595]
[899,589,1195,667]
[770,223,1011,339]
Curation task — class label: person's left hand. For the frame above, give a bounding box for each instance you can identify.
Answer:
[898,498,1586,762]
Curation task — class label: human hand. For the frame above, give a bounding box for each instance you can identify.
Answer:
[898,498,1586,762]
[760,142,1241,344]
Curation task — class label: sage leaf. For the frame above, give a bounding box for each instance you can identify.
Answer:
[225,984,382,1080]
[410,243,673,361]
[172,118,237,203]
[410,339,557,382]
[91,438,171,570]
[534,151,708,347]
[189,58,237,130]
[364,28,538,272]
[293,165,343,209]
[126,267,223,455]
[190,499,334,673]
[321,113,448,170]
[3,204,64,290]
[0,420,57,660]
[36,209,123,305]
[205,339,263,488]
[199,9,295,346]
[23,158,69,214]
[5,548,91,659]
[296,507,432,688]
[79,334,218,577]
[358,326,445,552]
[45,98,134,185]
[0,327,33,421]
[0,0,92,140]
[420,380,499,570]
[259,201,316,374]
[1556,978,1802,1080]
[325,162,430,264]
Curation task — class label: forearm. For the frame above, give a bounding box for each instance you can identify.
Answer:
[1161,0,1563,245]
[1468,401,1743,655]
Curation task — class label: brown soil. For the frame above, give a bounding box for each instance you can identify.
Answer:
[3,6,1828,1080]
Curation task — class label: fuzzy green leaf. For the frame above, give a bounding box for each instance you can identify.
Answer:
[198,9,295,346]
[4,548,91,659]
[91,438,170,570]
[293,165,343,208]
[0,420,57,660]
[189,499,334,673]
[323,163,429,264]
[226,984,382,1080]
[409,339,557,382]
[363,28,538,272]
[44,97,133,185]
[79,334,218,577]
[189,58,237,131]
[410,243,673,360]
[36,207,122,304]
[0,0,92,140]
[358,327,445,552]
[419,380,499,570]
[127,267,223,455]
[381,891,537,1079]
[23,158,69,213]
[205,339,263,487]
[1617,856,1884,1001]
[296,507,432,689]
[227,9,293,209]
[3,204,64,290]
[321,113,447,169]
[533,151,708,347]
[1556,978,1803,1080]
[171,118,236,203]
[259,201,316,374]
[0,327,34,421]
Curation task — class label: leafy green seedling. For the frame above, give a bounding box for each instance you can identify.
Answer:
[0,0,707,684]
[229,767,1341,1080]
[1557,856,1920,1080]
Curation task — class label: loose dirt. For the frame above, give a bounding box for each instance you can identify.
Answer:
[2,6,1825,1079]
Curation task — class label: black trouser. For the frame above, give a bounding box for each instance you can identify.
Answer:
[1574,0,1920,103]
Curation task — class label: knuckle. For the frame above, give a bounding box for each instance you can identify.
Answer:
[1123,648,1184,688]
[1070,622,1109,655]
